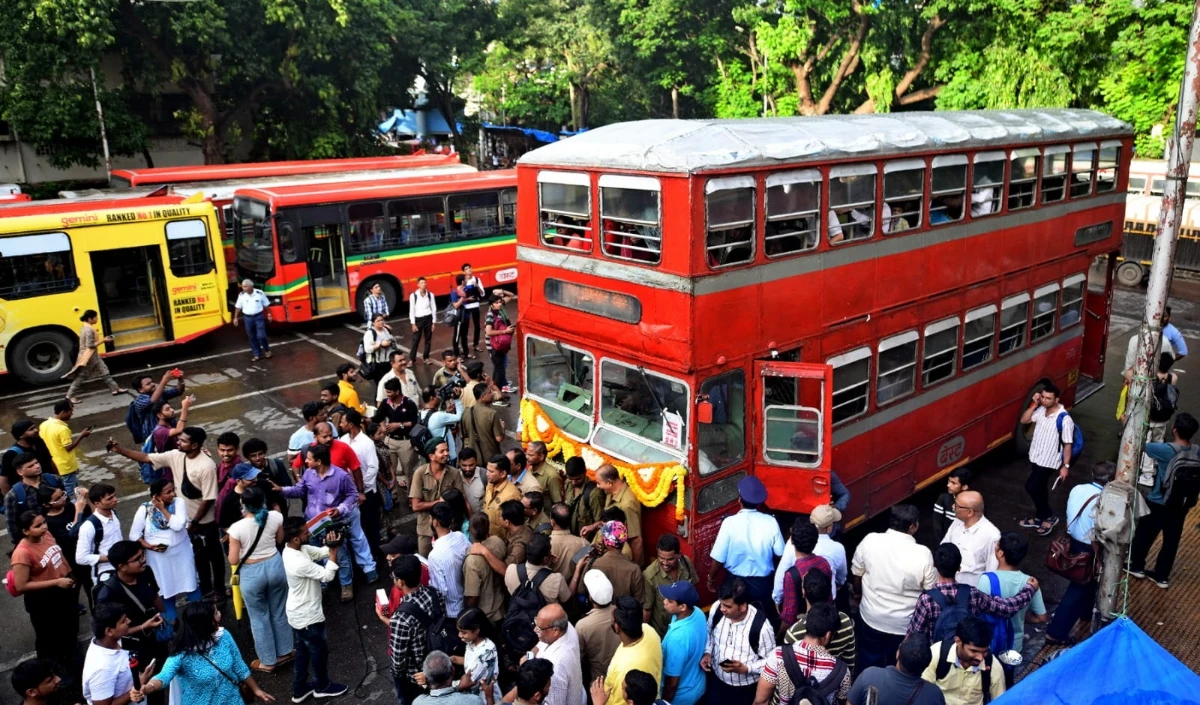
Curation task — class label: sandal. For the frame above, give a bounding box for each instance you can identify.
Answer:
[250,659,276,674]
[66,396,81,404]
[251,356,261,362]
[1019,518,1041,529]
[1036,516,1060,536]
[112,388,128,395]
[264,351,273,359]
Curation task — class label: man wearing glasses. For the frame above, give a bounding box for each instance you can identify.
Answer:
[530,604,585,705]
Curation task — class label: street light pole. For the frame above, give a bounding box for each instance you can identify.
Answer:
[90,66,112,185]
[1097,0,1200,624]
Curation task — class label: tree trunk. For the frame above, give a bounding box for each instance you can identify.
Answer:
[141,147,155,168]
[569,82,580,132]
[579,85,590,129]
[671,86,679,119]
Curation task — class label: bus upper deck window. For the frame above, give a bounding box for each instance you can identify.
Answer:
[600,175,661,264]
[165,219,215,277]
[883,160,925,233]
[1009,149,1040,211]
[705,177,755,268]
[971,153,1005,217]
[929,156,967,226]
[765,170,820,257]
[828,347,871,425]
[1097,143,1121,192]
[0,232,77,299]
[1041,146,1069,204]
[538,171,592,252]
[828,164,877,245]
[1071,145,1096,198]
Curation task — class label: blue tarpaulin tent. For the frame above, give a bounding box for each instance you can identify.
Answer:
[482,122,561,144]
[378,109,457,137]
[998,619,1200,705]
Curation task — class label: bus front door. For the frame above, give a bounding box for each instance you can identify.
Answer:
[90,246,170,350]
[752,360,833,515]
[307,225,351,317]
[1077,254,1114,402]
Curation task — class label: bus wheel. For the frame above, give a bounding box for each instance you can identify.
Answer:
[356,279,399,321]
[10,330,75,386]
[1116,261,1145,288]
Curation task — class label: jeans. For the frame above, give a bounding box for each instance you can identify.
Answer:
[161,586,203,637]
[293,622,331,696]
[1046,539,1097,640]
[490,349,508,389]
[190,522,226,597]
[360,490,383,559]
[1130,501,1188,579]
[411,315,433,359]
[1025,462,1055,522]
[467,307,482,348]
[855,613,905,675]
[60,472,79,499]
[243,313,270,358]
[333,507,377,585]
[704,672,756,705]
[452,315,471,358]
[240,553,293,666]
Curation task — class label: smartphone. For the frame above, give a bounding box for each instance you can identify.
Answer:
[157,544,168,551]
[1051,475,1063,491]
[170,368,183,378]
[375,588,390,614]
[84,426,94,432]
[719,659,733,667]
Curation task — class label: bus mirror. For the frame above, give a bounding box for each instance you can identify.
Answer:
[696,400,713,424]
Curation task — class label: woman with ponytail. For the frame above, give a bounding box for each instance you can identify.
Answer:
[227,485,293,672]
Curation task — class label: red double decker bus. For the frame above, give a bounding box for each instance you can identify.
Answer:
[514,109,1132,581]
[231,170,517,321]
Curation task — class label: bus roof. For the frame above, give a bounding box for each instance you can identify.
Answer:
[0,193,192,219]
[519,108,1132,174]
[236,170,517,208]
[1125,193,1200,229]
[111,153,462,187]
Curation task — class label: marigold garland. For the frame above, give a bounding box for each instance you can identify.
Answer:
[520,398,687,521]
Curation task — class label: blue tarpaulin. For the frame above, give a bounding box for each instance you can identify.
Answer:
[378,109,458,137]
[997,619,1200,705]
[482,122,560,144]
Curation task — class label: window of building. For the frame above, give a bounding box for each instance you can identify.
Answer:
[1127,176,1147,194]
[883,160,924,233]
[699,370,746,474]
[962,305,996,370]
[347,202,387,254]
[828,347,871,425]
[921,317,959,387]
[1031,283,1059,341]
[972,153,1005,217]
[593,359,688,463]
[1009,149,1039,211]
[1041,146,1069,203]
[600,175,661,264]
[998,294,1030,356]
[538,171,592,251]
[1071,144,1096,198]
[877,331,918,405]
[705,177,755,268]
[930,155,967,226]
[524,335,595,440]
[387,197,446,247]
[765,170,820,256]
[449,191,500,240]
[1097,143,1121,192]
[1150,177,1166,197]
[1060,274,1085,328]
[165,219,215,277]
[501,189,517,229]
[0,232,78,299]
[828,164,877,244]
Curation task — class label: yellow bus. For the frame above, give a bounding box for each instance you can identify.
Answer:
[0,194,230,385]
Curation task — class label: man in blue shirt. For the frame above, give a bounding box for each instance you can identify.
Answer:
[1163,306,1188,361]
[1129,412,1198,589]
[708,476,785,629]
[1045,461,1112,645]
[658,581,707,705]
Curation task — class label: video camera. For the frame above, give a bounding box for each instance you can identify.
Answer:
[436,371,467,400]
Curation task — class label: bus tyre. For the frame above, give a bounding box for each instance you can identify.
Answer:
[1116,261,1145,288]
[357,279,398,321]
[10,330,76,386]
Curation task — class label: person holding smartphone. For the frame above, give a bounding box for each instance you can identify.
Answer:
[129,478,200,630]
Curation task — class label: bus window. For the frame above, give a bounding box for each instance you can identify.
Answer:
[538,172,591,251]
[347,202,386,254]
[165,219,215,277]
[699,369,746,474]
[828,347,871,425]
[233,197,275,277]
[998,294,1030,356]
[1071,145,1096,198]
[883,160,924,233]
[501,189,517,228]
[971,153,1005,217]
[1041,146,1069,203]
[1097,143,1120,192]
[593,359,688,463]
[705,177,755,268]
[448,191,500,240]
[828,164,877,244]
[921,317,959,387]
[765,170,820,256]
[524,335,595,440]
[0,232,77,299]
[962,305,996,370]
[1031,283,1059,341]
[1150,177,1165,197]
[877,331,918,405]
[600,175,662,264]
[1008,149,1039,211]
[929,155,967,226]
[1060,274,1085,328]
[388,197,446,247]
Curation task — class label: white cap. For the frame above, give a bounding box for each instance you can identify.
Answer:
[583,570,613,605]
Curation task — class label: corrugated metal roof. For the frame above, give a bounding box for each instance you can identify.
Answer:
[519,109,1132,174]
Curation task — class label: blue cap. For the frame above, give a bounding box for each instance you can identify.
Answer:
[737,476,767,504]
[658,580,700,606]
[231,463,261,482]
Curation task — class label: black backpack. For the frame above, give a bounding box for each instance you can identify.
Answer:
[397,589,463,656]
[928,586,972,645]
[1150,377,1180,423]
[1163,444,1200,509]
[409,410,436,458]
[935,638,993,704]
[502,565,550,651]
[711,606,769,653]
[778,644,848,705]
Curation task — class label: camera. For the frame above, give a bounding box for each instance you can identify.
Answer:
[314,519,350,546]
[436,372,466,400]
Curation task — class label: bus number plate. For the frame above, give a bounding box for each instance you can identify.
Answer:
[544,278,642,324]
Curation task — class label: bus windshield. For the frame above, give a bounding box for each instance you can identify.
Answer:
[594,359,688,463]
[525,336,595,440]
[233,197,275,278]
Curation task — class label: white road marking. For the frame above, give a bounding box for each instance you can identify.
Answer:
[296,331,366,363]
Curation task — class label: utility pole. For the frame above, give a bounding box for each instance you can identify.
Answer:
[1097,0,1200,623]
[90,66,112,185]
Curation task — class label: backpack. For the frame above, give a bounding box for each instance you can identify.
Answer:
[980,573,1016,655]
[1150,377,1180,423]
[8,474,63,516]
[126,399,155,445]
[409,409,436,458]
[1162,444,1200,509]
[0,445,20,513]
[935,638,994,704]
[711,605,769,653]
[778,644,849,705]
[928,586,973,645]
[397,589,463,656]
[506,564,551,625]
[137,434,163,485]
[1056,411,1085,462]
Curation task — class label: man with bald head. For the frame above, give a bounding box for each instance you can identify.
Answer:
[940,489,1000,584]
[532,603,585,705]
[290,421,364,493]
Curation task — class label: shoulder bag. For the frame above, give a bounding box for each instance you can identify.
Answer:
[199,648,256,704]
[230,519,269,620]
[1044,492,1100,584]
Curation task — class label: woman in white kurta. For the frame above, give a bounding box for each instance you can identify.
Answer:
[129,478,198,603]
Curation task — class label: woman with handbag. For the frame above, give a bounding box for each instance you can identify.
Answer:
[140,600,274,704]
[362,314,396,383]
[484,292,517,394]
[130,478,201,628]
[227,487,293,673]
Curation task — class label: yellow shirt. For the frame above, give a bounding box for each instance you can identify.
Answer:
[338,379,367,414]
[39,417,77,475]
[605,629,662,705]
[921,642,1006,705]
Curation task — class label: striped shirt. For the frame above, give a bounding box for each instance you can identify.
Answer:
[783,610,856,674]
[762,641,851,705]
[427,531,471,617]
[705,604,777,687]
[1028,406,1072,469]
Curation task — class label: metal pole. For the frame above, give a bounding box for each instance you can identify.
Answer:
[90,66,112,185]
[1097,0,1200,623]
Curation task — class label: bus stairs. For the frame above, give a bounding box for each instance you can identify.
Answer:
[314,284,351,313]
[1075,375,1105,404]
[110,312,166,348]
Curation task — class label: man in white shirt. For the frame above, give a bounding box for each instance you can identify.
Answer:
[75,483,122,583]
[702,578,776,705]
[533,604,586,705]
[281,516,348,700]
[851,504,937,672]
[427,503,471,618]
[340,409,384,558]
[772,505,845,605]
[409,276,438,363]
[462,264,486,352]
[82,603,139,705]
[1018,383,1073,535]
[232,278,272,362]
[376,350,421,405]
[941,491,1000,585]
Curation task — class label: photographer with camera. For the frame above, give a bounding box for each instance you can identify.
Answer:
[433,350,465,390]
[281,517,348,701]
[420,386,464,463]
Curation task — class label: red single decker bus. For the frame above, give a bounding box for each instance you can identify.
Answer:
[111,153,463,189]
[514,109,1131,582]
[231,170,518,322]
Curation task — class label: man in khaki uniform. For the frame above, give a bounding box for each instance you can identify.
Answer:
[463,513,508,627]
[549,502,588,581]
[564,457,604,536]
[642,533,698,637]
[483,456,522,541]
[583,464,644,563]
[576,571,621,685]
[573,521,644,602]
[501,500,535,566]
[526,441,562,504]
[409,438,466,556]
[462,383,504,462]
[503,534,571,605]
